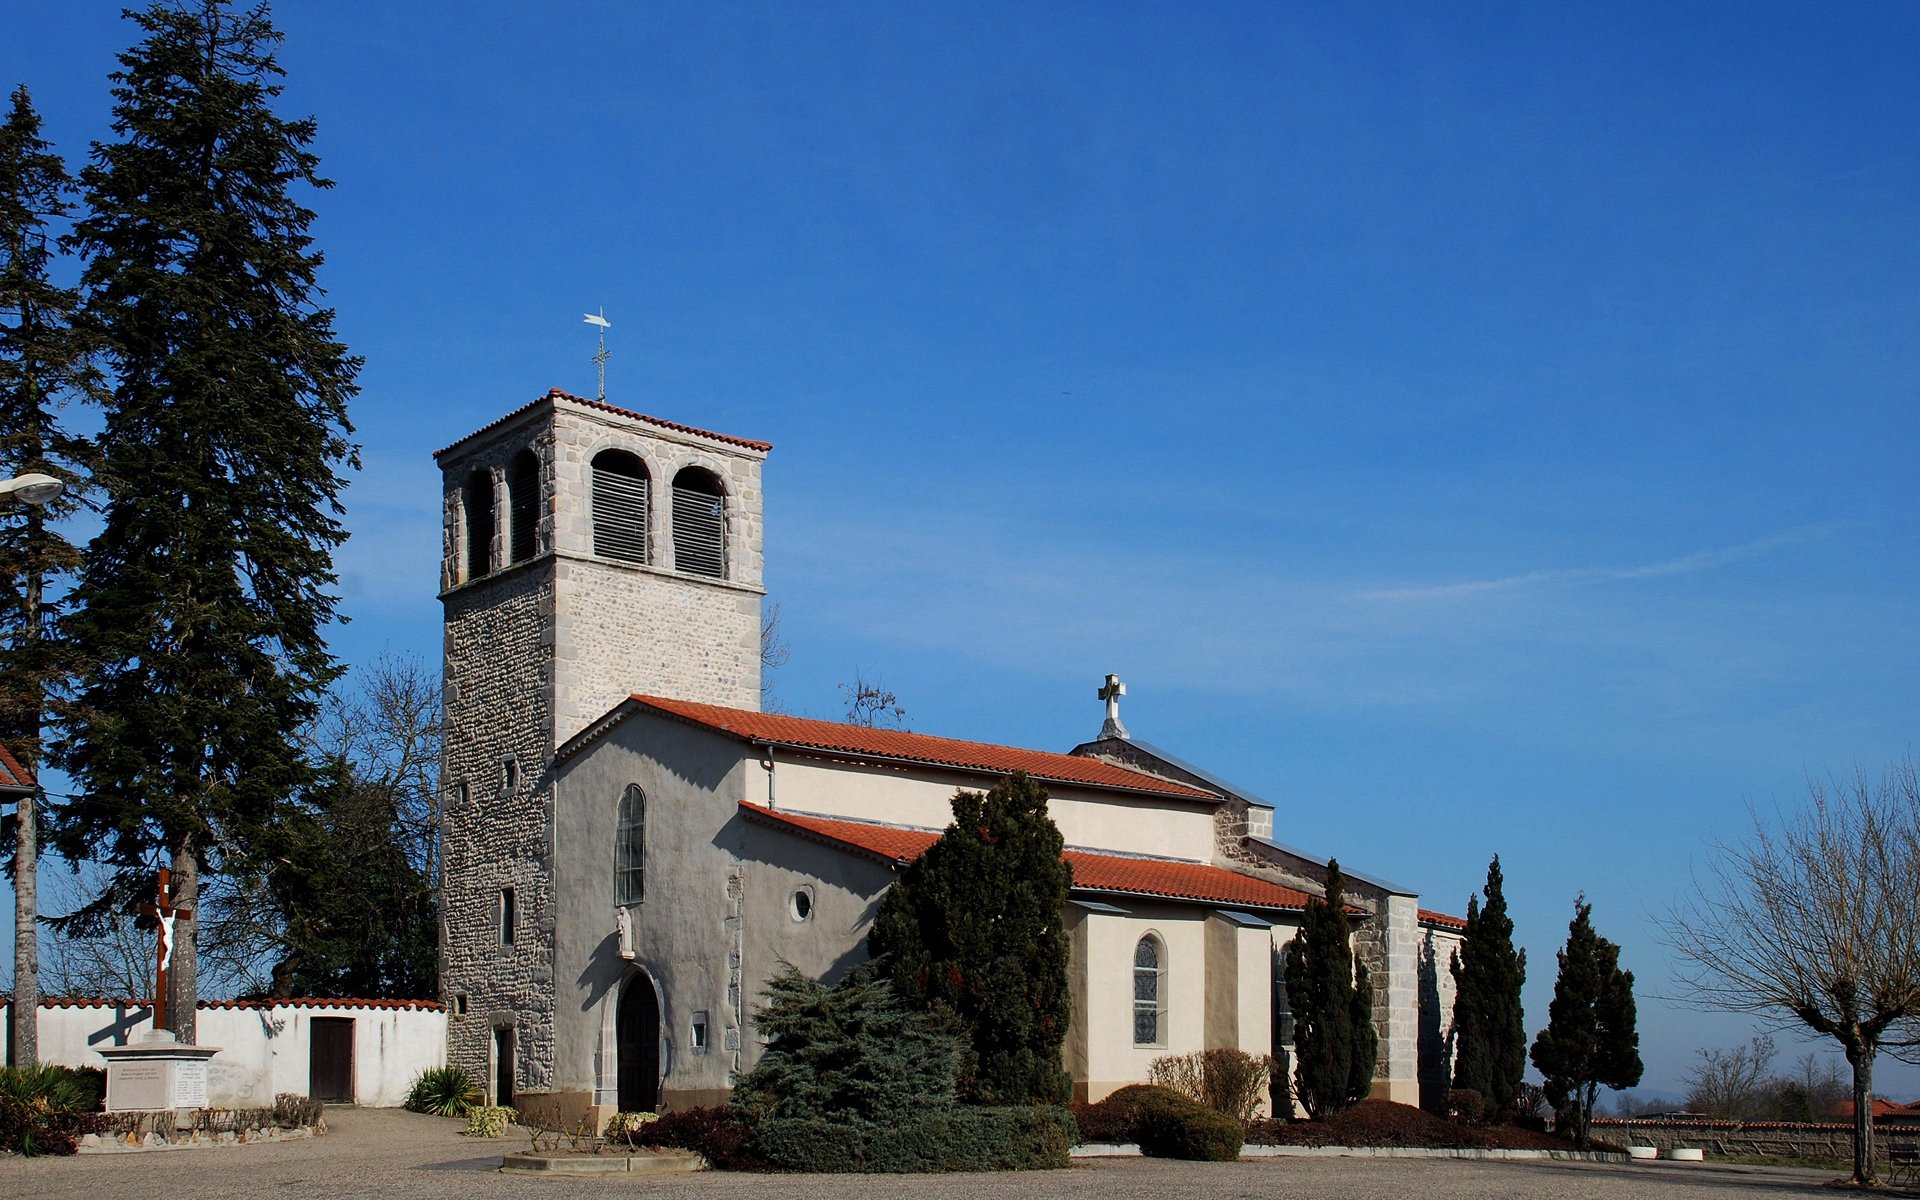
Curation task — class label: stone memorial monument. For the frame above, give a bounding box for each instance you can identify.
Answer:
[100,869,219,1114]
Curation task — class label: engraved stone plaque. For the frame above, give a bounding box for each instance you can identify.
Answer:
[171,1061,209,1109]
[107,1061,168,1111]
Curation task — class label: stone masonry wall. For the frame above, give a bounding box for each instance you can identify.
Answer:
[440,564,558,1096]
[546,404,765,739]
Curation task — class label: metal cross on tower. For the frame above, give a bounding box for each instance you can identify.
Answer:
[584,308,612,401]
[138,868,192,1034]
[1098,672,1129,740]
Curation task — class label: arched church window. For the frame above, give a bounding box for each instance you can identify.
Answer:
[671,466,727,579]
[616,784,646,906]
[462,469,494,581]
[506,449,540,564]
[592,450,650,564]
[1134,934,1165,1046]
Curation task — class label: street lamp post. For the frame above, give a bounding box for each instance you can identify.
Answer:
[3,470,65,1068]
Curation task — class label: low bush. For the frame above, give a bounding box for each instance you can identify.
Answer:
[1069,1082,1167,1145]
[464,1105,515,1138]
[0,1065,109,1156]
[603,1110,659,1146]
[1446,1088,1486,1125]
[404,1065,481,1117]
[1131,1087,1243,1161]
[752,1106,1075,1173]
[1149,1048,1278,1123]
[272,1093,325,1128]
[1246,1099,1617,1152]
[627,1105,760,1170]
[0,1096,105,1156]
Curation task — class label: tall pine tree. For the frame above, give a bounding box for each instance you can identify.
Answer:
[1,84,102,1066]
[1283,861,1378,1119]
[867,770,1073,1105]
[53,0,359,1040]
[1449,855,1527,1117]
[1529,899,1640,1148]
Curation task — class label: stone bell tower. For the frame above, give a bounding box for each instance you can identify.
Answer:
[434,388,769,1098]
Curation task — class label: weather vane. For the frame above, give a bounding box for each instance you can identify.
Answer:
[584,308,611,401]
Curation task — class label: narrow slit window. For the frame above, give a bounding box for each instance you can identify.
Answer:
[462,469,493,581]
[500,888,517,945]
[671,467,727,579]
[506,449,539,564]
[616,784,646,906]
[592,450,651,564]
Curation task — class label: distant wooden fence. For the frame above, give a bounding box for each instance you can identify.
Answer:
[1591,1117,1920,1161]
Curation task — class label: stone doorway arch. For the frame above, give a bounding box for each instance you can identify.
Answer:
[616,969,662,1113]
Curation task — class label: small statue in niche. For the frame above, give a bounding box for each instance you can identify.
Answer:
[615,905,635,959]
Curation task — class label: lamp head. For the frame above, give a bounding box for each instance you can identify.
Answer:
[1,473,65,506]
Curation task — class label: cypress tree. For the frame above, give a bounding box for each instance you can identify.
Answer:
[1529,899,1641,1148]
[52,0,359,1040]
[1284,861,1377,1118]
[0,84,102,1066]
[1449,855,1527,1117]
[867,770,1073,1105]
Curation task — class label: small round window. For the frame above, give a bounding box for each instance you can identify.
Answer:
[789,887,814,923]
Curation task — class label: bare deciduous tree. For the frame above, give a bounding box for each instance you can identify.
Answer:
[1683,1034,1775,1119]
[840,668,908,730]
[1660,762,1920,1185]
[197,653,443,996]
[43,862,154,1002]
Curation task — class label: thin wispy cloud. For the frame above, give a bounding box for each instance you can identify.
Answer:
[1356,526,1838,603]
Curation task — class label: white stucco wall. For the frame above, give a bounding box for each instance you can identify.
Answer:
[766,754,1220,863]
[3,1000,445,1108]
[1075,905,1210,1101]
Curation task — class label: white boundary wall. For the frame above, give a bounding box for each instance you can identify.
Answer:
[0,998,446,1108]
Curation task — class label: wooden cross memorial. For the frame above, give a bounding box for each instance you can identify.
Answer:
[138,868,191,1033]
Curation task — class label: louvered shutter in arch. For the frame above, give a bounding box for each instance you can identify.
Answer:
[462,470,493,581]
[672,468,727,579]
[507,450,539,564]
[592,452,651,564]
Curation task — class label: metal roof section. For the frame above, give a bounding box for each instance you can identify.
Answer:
[1249,835,1416,897]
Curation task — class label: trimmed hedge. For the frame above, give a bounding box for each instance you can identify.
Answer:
[753,1106,1075,1172]
[630,1106,762,1170]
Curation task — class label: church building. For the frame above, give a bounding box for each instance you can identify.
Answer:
[436,389,1466,1123]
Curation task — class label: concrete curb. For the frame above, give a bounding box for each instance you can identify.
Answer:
[500,1149,705,1175]
[1070,1143,1629,1163]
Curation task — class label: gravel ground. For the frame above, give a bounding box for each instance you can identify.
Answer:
[0,1108,1851,1200]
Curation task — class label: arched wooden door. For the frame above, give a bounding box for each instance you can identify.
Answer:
[617,973,661,1113]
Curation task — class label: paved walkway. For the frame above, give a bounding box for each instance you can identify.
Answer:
[0,1107,1849,1200]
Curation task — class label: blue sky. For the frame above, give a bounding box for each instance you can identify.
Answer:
[7,2,1918,1098]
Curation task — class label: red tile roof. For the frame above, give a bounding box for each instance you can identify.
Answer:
[740,803,1316,913]
[1419,909,1468,931]
[435,388,772,459]
[611,695,1220,802]
[0,744,34,794]
[6,996,443,1012]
